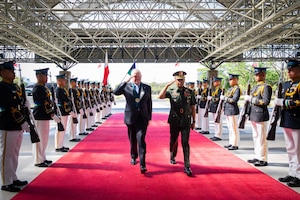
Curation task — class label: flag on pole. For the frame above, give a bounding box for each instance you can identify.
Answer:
[127,62,136,75]
[102,50,109,86]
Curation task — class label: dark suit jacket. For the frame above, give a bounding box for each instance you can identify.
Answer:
[113,82,152,125]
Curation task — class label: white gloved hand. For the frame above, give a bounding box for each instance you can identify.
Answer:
[79,109,84,115]
[197,95,201,99]
[274,97,284,106]
[52,114,61,123]
[244,95,252,102]
[21,121,30,133]
[220,95,225,100]
[207,96,212,101]
[25,100,31,109]
[70,111,76,118]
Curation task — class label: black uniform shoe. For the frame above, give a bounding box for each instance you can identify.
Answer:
[96,122,102,124]
[228,146,238,150]
[287,177,300,187]
[92,125,98,127]
[279,175,294,183]
[69,138,81,142]
[224,144,232,148]
[210,137,222,141]
[1,184,20,192]
[254,160,268,167]
[35,162,49,167]
[184,167,192,177]
[55,147,69,152]
[44,160,52,165]
[131,158,137,165]
[247,158,259,163]
[140,166,147,174]
[13,180,28,186]
[201,131,209,134]
[170,159,177,164]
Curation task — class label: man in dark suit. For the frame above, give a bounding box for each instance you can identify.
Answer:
[113,69,152,174]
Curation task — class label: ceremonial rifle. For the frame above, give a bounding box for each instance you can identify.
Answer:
[267,62,284,140]
[203,78,212,118]
[214,88,225,123]
[85,85,93,116]
[238,82,251,129]
[80,90,88,119]
[69,88,79,124]
[18,63,40,143]
[49,72,65,131]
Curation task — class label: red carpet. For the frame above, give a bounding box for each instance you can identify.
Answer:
[13,113,300,200]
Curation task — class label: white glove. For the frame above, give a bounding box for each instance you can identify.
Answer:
[196,95,201,99]
[244,95,252,102]
[207,96,212,101]
[220,95,225,100]
[21,121,30,133]
[52,114,61,123]
[70,111,76,118]
[274,97,284,107]
[25,100,31,109]
[79,109,84,115]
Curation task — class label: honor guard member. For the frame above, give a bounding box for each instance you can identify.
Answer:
[209,77,223,141]
[220,74,241,150]
[199,79,210,134]
[77,80,88,135]
[95,82,103,124]
[55,74,71,152]
[101,85,108,119]
[195,80,203,130]
[32,68,56,167]
[275,59,300,187]
[107,86,115,117]
[158,71,196,176]
[90,81,98,128]
[68,78,81,142]
[0,61,29,192]
[245,67,272,167]
[84,81,94,132]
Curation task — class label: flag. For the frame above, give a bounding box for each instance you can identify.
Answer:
[102,50,109,86]
[127,62,136,75]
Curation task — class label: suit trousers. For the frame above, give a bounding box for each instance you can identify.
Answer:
[283,128,300,179]
[33,120,50,164]
[0,130,23,185]
[126,116,148,167]
[250,121,268,161]
[169,124,190,168]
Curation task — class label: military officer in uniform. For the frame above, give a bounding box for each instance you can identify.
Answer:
[158,71,196,177]
[32,68,57,167]
[77,80,88,135]
[0,61,29,192]
[245,67,272,167]
[195,80,202,130]
[55,74,71,152]
[209,77,223,141]
[95,82,103,124]
[199,79,210,134]
[275,59,300,187]
[220,74,241,150]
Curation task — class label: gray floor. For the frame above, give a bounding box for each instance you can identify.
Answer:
[1,98,299,199]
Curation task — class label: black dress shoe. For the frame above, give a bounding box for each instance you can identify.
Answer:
[201,131,209,134]
[224,144,232,148]
[63,146,70,150]
[211,137,222,141]
[55,147,68,152]
[1,184,20,192]
[287,177,300,187]
[247,158,259,163]
[131,159,137,165]
[92,125,98,127]
[13,180,28,186]
[44,160,52,165]
[170,159,177,164]
[228,146,238,150]
[184,167,192,177]
[140,166,147,174]
[279,175,294,183]
[35,162,49,167]
[96,122,102,124]
[69,138,81,142]
[254,160,268,167]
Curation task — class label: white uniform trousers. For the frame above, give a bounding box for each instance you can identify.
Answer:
[250,121,268,161]
[212,113,222,138]
[283,128,300,179]
[200,108,209,132]
[108,102,112,115]
[95,108,102,123]
[195,105,201,129]
[79,112,87,134]
[101,105,107,119]
[55,115,69,149]
[91,106,96,125]
[0,130,23,186]
[225,115,240,146]
[33,120,50,164]
[67,114,78,140]
[86,108,93,129]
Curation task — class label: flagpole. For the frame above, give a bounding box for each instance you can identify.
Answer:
[119,62,136,84]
